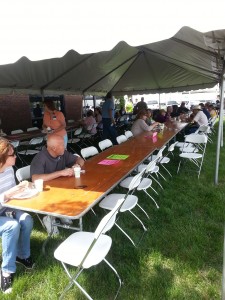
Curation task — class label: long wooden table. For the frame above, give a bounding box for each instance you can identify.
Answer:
[3,121,187,226]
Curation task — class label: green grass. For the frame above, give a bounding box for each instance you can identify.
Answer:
[1,123,225,299]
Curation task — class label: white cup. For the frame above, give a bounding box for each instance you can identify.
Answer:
[74,166,81,178]
[34,179,44,192]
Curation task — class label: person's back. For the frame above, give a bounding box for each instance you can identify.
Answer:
[135,97,147,112]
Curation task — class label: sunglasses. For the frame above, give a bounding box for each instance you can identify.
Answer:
[8,152,16,157]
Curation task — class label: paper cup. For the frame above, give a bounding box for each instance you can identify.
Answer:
[74,166,81,178]
[34,179,43,192]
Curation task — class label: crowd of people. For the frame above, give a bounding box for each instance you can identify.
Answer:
[0,93,218,294]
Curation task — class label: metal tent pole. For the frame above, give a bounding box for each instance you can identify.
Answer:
[214,69,224,185]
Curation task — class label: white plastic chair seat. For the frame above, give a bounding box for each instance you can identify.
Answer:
[67,138,80,144]
[99,194,138,212]
[27,127,39,132]
[179,152,203,159]
[18,149,40,155]
[160,157,170,164]
[137,178,153,190]
[54,231,112,268]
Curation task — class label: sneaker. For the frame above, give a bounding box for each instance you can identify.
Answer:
[43,216,59,235]
[16,256,34,269]
[0,271,13,294]
[60,217,73,225]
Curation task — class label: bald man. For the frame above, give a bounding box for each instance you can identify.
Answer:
[31,134,84,182]
[30,134,85,232]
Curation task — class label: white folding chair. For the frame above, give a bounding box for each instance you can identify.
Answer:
[177,134,208,178]
[11,129,23,134]
[54,199,124,300]
[27,127,39,132]
[124,130,133,139]
[116,134,128,144]
[67,127,83,150]
[17,137,44,165]
[98,139,113,151]
[120,159,159,209]
[16,165,31,182]
[99,170,147,247]
[81,146,99,160]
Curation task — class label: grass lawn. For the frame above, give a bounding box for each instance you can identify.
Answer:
[1,123,225,299]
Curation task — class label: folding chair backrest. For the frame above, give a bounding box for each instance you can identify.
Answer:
[16,165,31,182]
[125,130,133,139]
[98,139,113,151]
[196,125,210,134]
[11,129,23,134]
[81,146,99,160]
[168,141,178,152]
[29,137,43,145]
[11,140,19,148]
[27,127,39,132]
[116,134,127,144]
[95,198,125,236]
[145,159,157,173]
[127,169,146,191]
[74,127,82,136]
[156,146,166,160]
[185,134,208,144]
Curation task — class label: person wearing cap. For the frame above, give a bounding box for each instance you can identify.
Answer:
[185,105,208,134]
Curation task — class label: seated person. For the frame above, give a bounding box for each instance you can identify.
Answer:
[199,103,211,120]
[94,107,103,129]
[208,104,217,119]
[165,106,173,121]
[154,109,167,123]
[177,102,189,114]
[30,134,84,234]
[81,110,97,134]
[131,110,159,136]
[146,109,153,125]
[0,138,34,294]
[185,105,208,134]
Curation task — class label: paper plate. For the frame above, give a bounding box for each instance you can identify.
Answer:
[14,188,39,199]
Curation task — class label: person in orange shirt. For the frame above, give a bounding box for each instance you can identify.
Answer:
[43,100,68,147]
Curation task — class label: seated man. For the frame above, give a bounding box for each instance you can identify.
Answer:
[185,105,208,134]
[0,138,34,294]
[30,134,84,234]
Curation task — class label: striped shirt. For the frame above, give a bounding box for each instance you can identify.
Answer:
[0,167,16,215]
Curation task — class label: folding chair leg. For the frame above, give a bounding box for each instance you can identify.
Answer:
[104,258,122,300]
[161,164,172,177]
[129,210,147,231]
[136,203,150,219]
[150,174,164,190]
[115,222,136,247]
[143,189,159,209]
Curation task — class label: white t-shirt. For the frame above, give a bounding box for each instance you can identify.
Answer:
[193,111,208,126]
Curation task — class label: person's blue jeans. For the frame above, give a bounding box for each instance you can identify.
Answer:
[102,118,118,145]
[0,209,33,273]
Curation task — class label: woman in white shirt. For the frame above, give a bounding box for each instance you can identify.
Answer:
[131,110,159,136]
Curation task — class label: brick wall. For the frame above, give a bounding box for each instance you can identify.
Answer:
[64,95,83,122]
[0,94,83,134]
[0,95,32,134]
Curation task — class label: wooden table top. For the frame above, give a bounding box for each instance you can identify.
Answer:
[3,121,187,219]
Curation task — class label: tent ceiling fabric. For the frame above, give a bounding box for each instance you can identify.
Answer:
[0,26,224,96]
